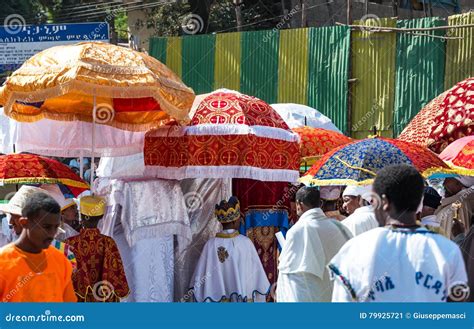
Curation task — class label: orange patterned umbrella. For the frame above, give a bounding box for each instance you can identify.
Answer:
[0,154,89,196]
[293,126,352,165]
[439,136,474,173]
[398,77,474,153]
[0,42,195,131]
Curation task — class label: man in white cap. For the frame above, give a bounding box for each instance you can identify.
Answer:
[435,176,474,240]
[341,185,378,237]
[320,186,345,221]
[0,186,77,269]
[39,185,79,241]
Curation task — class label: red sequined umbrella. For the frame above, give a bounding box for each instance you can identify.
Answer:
[0,154,89,196]
[439,136,474,173]
[144,89,300,182]
[293,126,352,165]
[398,77,474,153]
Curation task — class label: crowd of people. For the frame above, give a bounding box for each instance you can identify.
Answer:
[0,163,472,303]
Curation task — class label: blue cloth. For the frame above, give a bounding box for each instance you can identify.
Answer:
[239,209,289,252]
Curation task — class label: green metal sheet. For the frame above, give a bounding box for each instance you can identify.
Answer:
[394,17,446,136]
[351,18,397,139]
[148,37,167,64]
[445,12,474,89]
[182,34,216,95]
[240,30,279,104]
[307,26,351,134]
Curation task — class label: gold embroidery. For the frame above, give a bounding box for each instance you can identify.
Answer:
[217,246,229,263]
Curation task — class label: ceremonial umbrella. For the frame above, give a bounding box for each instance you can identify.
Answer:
[0,42,194,131]
[144,89,300,182]
[300,137,457,186]
[293,126,352,168]
[439,136,474,173]
[0,153,89,197]
[398,77,474,153]
[271,103,342,133]
[0,42,195,184]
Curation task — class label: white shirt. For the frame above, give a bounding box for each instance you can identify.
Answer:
[341,206,378,237]
[189,229,270,302]
[277,208,352,302]
[329,226,468,302]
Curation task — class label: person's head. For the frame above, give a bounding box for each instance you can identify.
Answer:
[373,165,424,226]
[39,184,78,224]
[443,177,470,197]
[215,196,241,230]
[420,186,442,218]
[79,195,106,229]
[19,192,61,250]
[62,204,78,224]
[295,186,320,217]
[319,186,341,212]
[8,214,22,235]
[342,185,372,215]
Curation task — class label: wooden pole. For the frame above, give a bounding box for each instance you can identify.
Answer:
[347,0,352,25]
[301,0,307,28]
[392,0,398,17]
[365,0,369,16]
[326,0,334,26]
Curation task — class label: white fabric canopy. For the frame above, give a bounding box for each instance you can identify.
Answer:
[0,108,144,157]
[271,103,342,133]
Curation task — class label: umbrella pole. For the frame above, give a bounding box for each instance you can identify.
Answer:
[91,95,96,190]
[79,151,84,179]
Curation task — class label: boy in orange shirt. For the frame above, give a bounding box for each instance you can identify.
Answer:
[0,192,76,302]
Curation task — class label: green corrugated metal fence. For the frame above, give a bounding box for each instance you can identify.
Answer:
[149,14,473,136]
[445,12,474,89]
[307,26,351,134]
[394,17,447,136]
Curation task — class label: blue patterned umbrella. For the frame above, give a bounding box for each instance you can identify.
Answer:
[300,137,457,186]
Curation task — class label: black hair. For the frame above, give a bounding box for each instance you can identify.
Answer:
[373,164,424,213]
[22,192,61,219]
[295,186,320,209]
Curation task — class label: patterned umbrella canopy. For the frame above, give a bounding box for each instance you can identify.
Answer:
[398,77,474,153]
[439,136,474,173]
[293,126,352,166]
[300,137,456,186]
[0,154,89,196]
[144,89,300,182]
[0,42,195,131]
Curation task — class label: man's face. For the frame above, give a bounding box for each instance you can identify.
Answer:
[22,210,61,250]
[62,205,78,223]
[444,178,463,198]
[9,214,22,235]
[342,195,360,215]
[296,201,304,218]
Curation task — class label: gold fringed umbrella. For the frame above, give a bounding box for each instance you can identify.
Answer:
[0,42,195,131]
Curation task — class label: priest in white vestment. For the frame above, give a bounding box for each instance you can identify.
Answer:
[276,186,352,302]
[341,185,378,237]
[189,196,270,302]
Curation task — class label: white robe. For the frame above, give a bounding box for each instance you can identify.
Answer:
[276,208,352,302]
[189,229,270,302]
[329,227,468,302]
[341,206,379,237]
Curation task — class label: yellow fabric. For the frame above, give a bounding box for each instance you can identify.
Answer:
[278,28,309,104]
[80,196,106,217]
[214,32,241,90]
[0,42,195,131]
